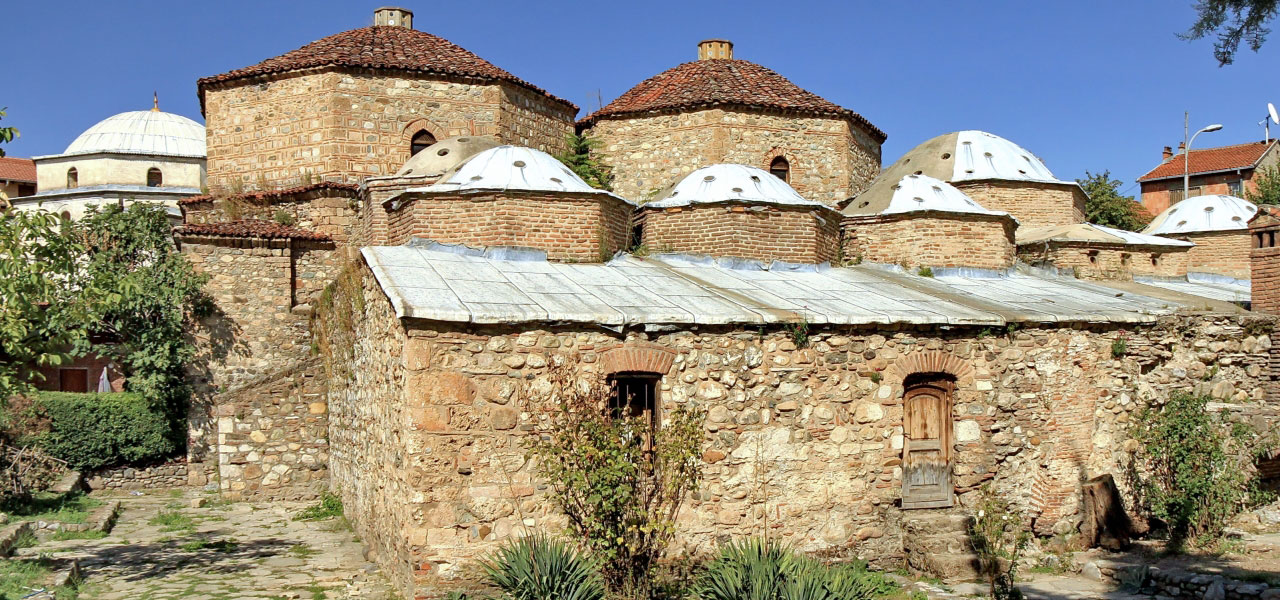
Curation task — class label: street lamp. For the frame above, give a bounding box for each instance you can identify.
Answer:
[1184,117,1223,203]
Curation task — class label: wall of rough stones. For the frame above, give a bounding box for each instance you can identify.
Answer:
[1176,230,1253,280]
[640,204,840,264]
[383,192,632,262]
[952,181,1086,229]
[203,71,572,190]
[182,185,361,244]
[841,214,1016,270]
[86,461,214,491]
[1015,244,1190,280]
[584,109,881,206]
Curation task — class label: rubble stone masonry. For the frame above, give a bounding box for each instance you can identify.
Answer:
[640,204,840,264]
[952,181,1086,229]
[327,263,1277,596]
[841,213,1016,270]
[1177,230,1253,280]
[1015,243,1190,280]
[182,185,361,244]
[584,109,881,206]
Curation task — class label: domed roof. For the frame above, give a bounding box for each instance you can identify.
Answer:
[428,145,627,201]
[1142,195,1258,235]
[1017,222,1193,247]
[647,164,829,209]
[844,173,1009,218]
[64,110,205,158]
[396,136,500,176]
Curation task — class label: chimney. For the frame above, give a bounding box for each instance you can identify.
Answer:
[698,39,733,60]
[1177,141,1186,154]
[374,7,413,28]
[1162,146,1173,160]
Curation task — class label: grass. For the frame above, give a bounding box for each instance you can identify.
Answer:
[289,543,318,559]
[306,583,328,600]
[178,537,239,553]
[2,492,104,524]
[167,489,185,499]
[48,529,107,542]
[0,558,80,600]
[294,491,343,521]
[149,509,195,532]
[11,530,38,550]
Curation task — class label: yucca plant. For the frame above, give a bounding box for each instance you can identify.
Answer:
[479,534,606,600]
[699,538,883,600]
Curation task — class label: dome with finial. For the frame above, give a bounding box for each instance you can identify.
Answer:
[64,99,205,158]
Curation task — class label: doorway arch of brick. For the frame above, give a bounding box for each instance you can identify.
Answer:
[884,350,975,388]
[598,343,677,376]
[401,119,446,148]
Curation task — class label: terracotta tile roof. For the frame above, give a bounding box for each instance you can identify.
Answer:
[179,182,360,205]
[196,26,575,111]
[1138,140,1276,181]
[579,59,885,142]
[174,220,332,241]
[0,157,36,183]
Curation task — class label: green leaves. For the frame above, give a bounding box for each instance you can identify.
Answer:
[479,534,607,600]
[969,487,1030,600]
[554,134,615,191]
[1245,164,1280,206]
[698,538,885,600]
[0,107,17,157]
[1076,170,1149,232]
[1180,0,1279,66]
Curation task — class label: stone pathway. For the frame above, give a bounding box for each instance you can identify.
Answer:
[15,489,394,600]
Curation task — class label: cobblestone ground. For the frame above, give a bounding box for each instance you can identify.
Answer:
[29,489,395,600]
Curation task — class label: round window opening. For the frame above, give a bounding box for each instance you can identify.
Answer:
[731,187,743,193]
[941,153,951,160]
[437,148,450,156]
[703,175,715,182]
[470,175,483,181]
[457,137,470,142]
[513,160,527,168]
[913,170,923,175]
[750,175,761,182]
[550,177,562,183]
[858,201,870,208]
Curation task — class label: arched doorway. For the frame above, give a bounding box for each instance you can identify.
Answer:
[902,373,955,509]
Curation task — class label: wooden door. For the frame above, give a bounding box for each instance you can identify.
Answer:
[902,377,954,509]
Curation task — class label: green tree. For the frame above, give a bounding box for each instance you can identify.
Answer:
[0,211,101,403]
[1078,170,1149,231]
[0,107,17,158]
[1245,163,1280,205]
[1181,0,1279,65]
[554,133,615,191]
[73,203,210,414]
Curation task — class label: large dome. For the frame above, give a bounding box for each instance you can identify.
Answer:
[1142,195,1257,235]
[648,164,826,209]
[64,110,205,158]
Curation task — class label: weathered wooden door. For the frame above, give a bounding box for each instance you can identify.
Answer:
[902,376,954,509]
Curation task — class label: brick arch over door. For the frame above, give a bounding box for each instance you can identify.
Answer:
[598,343,678,376]
[401,119,446,149]
[884,350,975,387]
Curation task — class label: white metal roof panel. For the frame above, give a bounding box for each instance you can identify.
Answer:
[1142,195,1258,235]
[647,164,830,209]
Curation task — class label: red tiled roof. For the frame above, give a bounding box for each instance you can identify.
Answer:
[1137,140,1276,181]
[0,157,36,183]
[179,182,360,205]
[196,26,575,111]
[579,59,886,142]
[174,220,332,241]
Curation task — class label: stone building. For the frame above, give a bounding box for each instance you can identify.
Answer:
[579,40,885,206]
[11,101,205,220]
[841,173,1016,270]
[1252,205,1280,314]
[860,131,1086,229]
[1142,194,1258,281]
[196,7,576,192]
[1015,223,1193,281]
[1138,139,1279,216]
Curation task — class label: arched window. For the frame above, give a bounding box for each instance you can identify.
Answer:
[66,168,78,189]
[769,156,790,182]
[410,130,436,156]
[146,168,163,187]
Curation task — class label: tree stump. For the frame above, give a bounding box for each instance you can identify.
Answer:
[1080,473,1133,550]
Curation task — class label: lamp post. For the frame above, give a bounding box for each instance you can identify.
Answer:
[1183,112,1223,203]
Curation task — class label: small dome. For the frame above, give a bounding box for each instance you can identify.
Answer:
[396,136,499,176]
[430,145,624,199]
[1017,222,1193,247]
[1142,195,1258,235]
[849,173,1009,217]
[648,164,826,209]
[64,110,205,157]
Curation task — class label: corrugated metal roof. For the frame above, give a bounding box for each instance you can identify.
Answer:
[1142,195,1258,235]
[60,110,205,158]
[647,164,829,209]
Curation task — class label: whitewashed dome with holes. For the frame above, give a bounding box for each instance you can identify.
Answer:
[648,164,829,209]
[63,110,206,157]
[428,145,629,201]
[1142,195,1258,235]
[852,173,1010,217]
[396,136,500,177]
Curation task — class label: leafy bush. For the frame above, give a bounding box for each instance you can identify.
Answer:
[478,534,606,600]
[1131,392,1275,550]
[969,486,1029,600]
[295,491,344,521]
[25,391,177,470]
[698,538,885,600]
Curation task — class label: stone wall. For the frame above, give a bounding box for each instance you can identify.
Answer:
[203,70,573,190]
[86,461,214,491]
[1176,230,1253,280]
[181,184,360,244]
[842,213,1016,270]
[952,181,1086,229]
[584,109,881,206]
[640,204,840,264]
[1015,243,1190,280]
[383,192,632,262]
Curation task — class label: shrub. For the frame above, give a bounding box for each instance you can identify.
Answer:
[479,534,606,600]
[295,491,344,521]
[1131,392,1275,550]
[969,486,1029,600]
[273,209,296,226]
[698,538,884,600]
[25,391,177,471]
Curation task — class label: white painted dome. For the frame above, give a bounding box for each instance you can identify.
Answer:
[64,110,206,157]
[865,173,1009,217]
[648,164,826,208]
[430,145,625,200]
[1142,195,1257,235]
[949,131,1063,184]
[396,136,500,177]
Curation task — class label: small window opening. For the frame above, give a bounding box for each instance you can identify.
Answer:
[1121,253,1132,268]
[1151,254,1160,266]
[769,156,790,182]
[608,373,659,430]
[66,168,78,189]
[146,167,162,187]
[410,130,436,156]
[1087,250,1099,265]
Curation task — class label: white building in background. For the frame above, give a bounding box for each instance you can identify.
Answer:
[11,98,206,220]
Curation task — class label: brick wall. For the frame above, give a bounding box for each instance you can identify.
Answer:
[1171,230,1253,280]
[841,213,1016,270]
[1252,222,1280,314]
[203,71,573,190]
[640,203,840,263]
[383,191,632,262]
[1016,243,1190,280]
[952,180,1085,228]
[1141,174,1254,217]
[358,176,440,248]
[183,186,360,244]
[584,109,881,206]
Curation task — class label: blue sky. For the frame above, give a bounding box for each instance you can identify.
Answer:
[4,1,1274,200]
